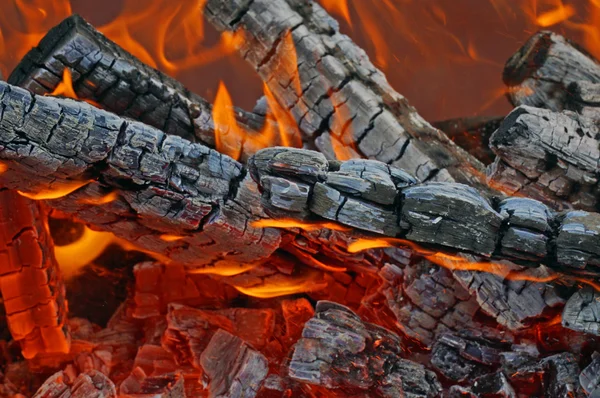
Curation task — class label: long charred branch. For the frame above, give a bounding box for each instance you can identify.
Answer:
[503,30,600,111]
[203,0,491,190]
[0,189,70,359]
[488,105,600,211]
[8,14,282,160]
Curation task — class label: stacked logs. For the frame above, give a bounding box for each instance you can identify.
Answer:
[0,0,598,396]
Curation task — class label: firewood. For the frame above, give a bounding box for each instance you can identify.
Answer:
[580,352,600,396]
[433,115,503,164]
[32,369,117,398]
[288,300,442,396]
[448,372,516,398]
[503,30,600,111]
[562,286,600,336]
[488,105,600,211]
[0,190,70,359]
[8,14,280,157]
[204,0,491,190]
[119,368,185,398]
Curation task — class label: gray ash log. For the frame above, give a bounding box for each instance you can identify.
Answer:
[204,0,491,190]
[562,286,600,336]
[503,30,600,111]
[433,116,503,164]
[288,300,442,397]
[8,14,285,160]
[580,352,600,396]
[488,105,600,211]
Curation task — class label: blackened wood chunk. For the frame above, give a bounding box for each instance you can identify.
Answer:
[580,353,600,396]
[562,286,600,335]
[448,372,517,398]
[200,329,268,398]
[33,370,117,398]
[542,353,582,398]
[489,105,600,211]
[430,332,506,382]
[503,30,600,111]
[400,183,504,255]
[120,369,185,398]
[556,211,600,271]
[289,300,441,396]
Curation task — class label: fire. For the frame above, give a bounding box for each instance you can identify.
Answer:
[187,261,259,277]
[251,219,351,232]
[78,191,119,205]
[0,162,7,174]
[47,68,77,98]
[319,0,352,27]
[536,3,576,26]
[233,270,327,298]
[18,180,91,200]
[329,100,358,161]
[160,234,185,242]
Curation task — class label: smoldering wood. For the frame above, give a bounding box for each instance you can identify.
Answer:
[562,286,600,336]
[503,30,600,111]
[489,105,600,212]
[8,14,284,160]
[118,369,185,398]
[288,300,442,397]
[32,370,117,398]
[448,372,516,398]
[204,0,493,191]
[0,189,70,359]
[432,115,502,164]
[580,352,600,396]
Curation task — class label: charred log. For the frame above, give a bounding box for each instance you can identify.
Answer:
[0,190,70,359]
[562,286,600,336]
[8,14,282,159]
[503,30,600,111]
[433,116,502,164]
[32,369,117,398]
[580,352,600,396]
[488,105,600,211]
[204,0,491,191]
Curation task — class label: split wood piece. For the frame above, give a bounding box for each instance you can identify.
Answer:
[250,147,600,277]
[432,115,503,164]
[32,370,117,398]
[8,14,283,158]
[0,81,281,271]
[448,372,516,398]
[0,189,70,359]
[562,286,600,336]
[288,300,442,397]
[204,0,491,191]
[488,105,600,211]
[580,352,600,396]
[119,368,185,398]
[503,30,600,111]
[200,329,268,398]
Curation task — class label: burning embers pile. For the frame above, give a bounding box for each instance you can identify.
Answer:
[0,0,600,397]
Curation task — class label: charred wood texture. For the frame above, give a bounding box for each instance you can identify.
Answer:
[288,300,442,397]
[433,115,502,164]
[204,0,490,190]
[562,286,600,336]
[8,14,277,159]
[33,370,117,398]
[503,30,600,111]
[0,190,70,359]
[580,352,600,396]
[488,105,600,211]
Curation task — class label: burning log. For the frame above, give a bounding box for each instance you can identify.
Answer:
[32,369,117,398]
[488,105,600,211]
[0,189,70,359]
[119,369,185,398]
[503,30,600,111]
[448,372,516,397]
[580,352,600,396]
[8,14,281,157]
[562,286,600,336]
[288,300,442,396]
[204,0,491,189]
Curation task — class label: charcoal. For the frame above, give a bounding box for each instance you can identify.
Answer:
[579,353,600,396]
[562,286,600,335]
[33,370,117,398]
[448,372,516,398]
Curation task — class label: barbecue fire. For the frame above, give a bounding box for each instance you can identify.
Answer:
[0,0,599,397]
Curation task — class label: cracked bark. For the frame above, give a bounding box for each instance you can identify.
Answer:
[203,0,491,191]
[503,30,600,111]
[0,189,70,359]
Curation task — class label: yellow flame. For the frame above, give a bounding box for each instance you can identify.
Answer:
[536,3,576,27]
[251,219,351,232]
[18,180,91,200]
[54,227,116,279]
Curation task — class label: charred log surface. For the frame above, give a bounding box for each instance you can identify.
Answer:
[33,370,117,398]
[448,372,516,398]
[8,14,277,156]
[0,81,281,271]
[119,369,185,398]
[489,105,600,211]
[200,329,268,398]
[288,301,442,397]
[250,147,600,277]
[0,190,70,359]
[580,352,600,396]
[503,30,600,111]
[204,0,491,190]
[562,286,600,335]
[433,116,502,164]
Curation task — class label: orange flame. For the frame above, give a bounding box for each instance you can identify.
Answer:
[233,270,327,298]
[18,180,91,200]
[187,261,259,276]
[251,219,352,232]
[78,191,119,205]
[0,162,7,174]
[319,0,353,27]
[536,2,576,27]
[330,100,358,161]
[54,226,116,279]
[47,68,77,98]
[159,234,185,242]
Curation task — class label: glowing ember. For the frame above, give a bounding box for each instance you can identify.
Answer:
[233,271,327,298]
[187,261,259,276]
[160,234,186,242]
[45,68,101,107]
[0,162,7,174]
[78,191,119,205]
[251,219,352,232]
[18,180,91,200]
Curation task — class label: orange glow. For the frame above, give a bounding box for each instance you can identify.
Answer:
[330,100,358,161]
[160,234,185,242]
[47,68,77,98]
[187,261,259,276]
[0,162,7,174]
[251,219,352,232]
[78,191,119,205]
[536,3,576,27]
[18,180,91,200]
[320,0,353,27]
[233,270,327,298]
[55,226,116,279]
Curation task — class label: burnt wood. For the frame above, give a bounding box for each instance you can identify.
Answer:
[32,370,117,398]
[562,286,600,336]
[504,30,600,111]
[488,105,600,211]
[204,0,491,191]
